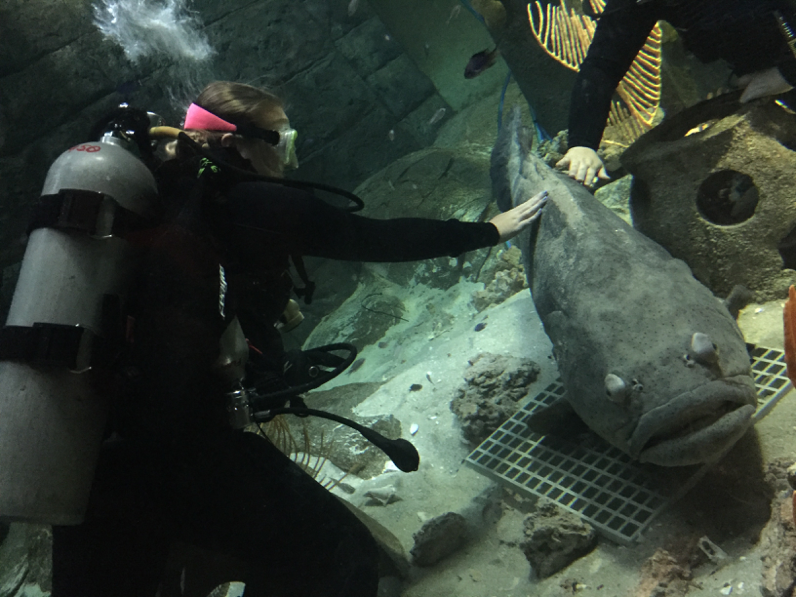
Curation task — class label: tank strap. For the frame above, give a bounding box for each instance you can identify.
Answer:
[0,324,97,371]
[0,295,123,371]
[29,189,152,238]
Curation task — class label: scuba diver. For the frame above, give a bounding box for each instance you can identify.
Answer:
[48,81,548,597]
[557,0,796,187]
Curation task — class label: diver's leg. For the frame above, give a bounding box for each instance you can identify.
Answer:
[161,430,379,597]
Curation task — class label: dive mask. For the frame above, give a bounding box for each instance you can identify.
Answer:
[275,127,299,169]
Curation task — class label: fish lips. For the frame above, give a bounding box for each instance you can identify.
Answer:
[628,376,757,467]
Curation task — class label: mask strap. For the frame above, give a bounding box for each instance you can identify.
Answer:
[184,103,280,145]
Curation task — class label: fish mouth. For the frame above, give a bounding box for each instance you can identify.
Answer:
[629,376,757,467]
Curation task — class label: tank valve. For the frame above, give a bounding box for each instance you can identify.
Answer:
[226,385,252,429]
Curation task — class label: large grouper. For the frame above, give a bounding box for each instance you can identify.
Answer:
[490,106,757,467]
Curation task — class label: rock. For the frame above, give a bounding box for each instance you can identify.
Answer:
[759,493,796,597]
[0,523,51,597]
[365,55,436,120]
[489,0,578,135]
[364,485,400,506]
[472,246,528,312]
[410,512,469,567]
[537,130,568,168]
[318,413,402,479]
[520,499,597,579]
[339,500,411,579]
[471,0,507,31]
[450,352,540,445]
[632,548,692,597]
[594,174,633,226]
[334,17,402,78]
[622,94,796,300]
[765,457,796,495]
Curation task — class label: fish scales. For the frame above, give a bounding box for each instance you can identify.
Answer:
[491,106,757,466]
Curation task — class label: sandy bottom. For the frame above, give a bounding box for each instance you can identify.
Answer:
[306,280,796,597]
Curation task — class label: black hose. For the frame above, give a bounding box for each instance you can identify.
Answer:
[177,132,365,212]
[252,407,420,472]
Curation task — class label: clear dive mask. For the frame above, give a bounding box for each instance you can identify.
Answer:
[275,127,299,169]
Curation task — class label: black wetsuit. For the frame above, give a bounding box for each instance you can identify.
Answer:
[568,0,796,149]
[51,157,499,597]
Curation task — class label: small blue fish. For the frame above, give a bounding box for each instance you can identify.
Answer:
[465,48,499,79]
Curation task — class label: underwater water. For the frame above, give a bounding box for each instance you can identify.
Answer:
[0,0,795,596]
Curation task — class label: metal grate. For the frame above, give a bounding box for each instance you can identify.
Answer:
[466,344,792,545]
[748,344,792,420]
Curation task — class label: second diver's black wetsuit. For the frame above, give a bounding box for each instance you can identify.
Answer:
[51,156,500,597]
[568,0,796,149]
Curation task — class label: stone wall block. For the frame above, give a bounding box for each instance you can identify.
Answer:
[366,55,436,120]
[399,94,455,148]
[299,0,375,40]
[191,0,262,26]
[282,53,382,153]
[0,0,94,77]
[0,33,138,154]
[335,17,402,79]
[297,100,422,192]
[204,0,331,84]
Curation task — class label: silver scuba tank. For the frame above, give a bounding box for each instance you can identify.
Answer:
[0,111,158,525]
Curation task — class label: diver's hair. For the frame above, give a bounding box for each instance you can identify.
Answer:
[195,81,284,130]
[181,81,286,174]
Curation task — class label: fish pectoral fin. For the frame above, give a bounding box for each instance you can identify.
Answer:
[524,397,588,437]
[723,284,754,319]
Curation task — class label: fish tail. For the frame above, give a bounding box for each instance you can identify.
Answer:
[490,106,533,212]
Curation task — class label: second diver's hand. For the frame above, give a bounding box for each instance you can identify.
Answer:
[556,146,610,188]
[489,190,548,242]
[737,67,793,103]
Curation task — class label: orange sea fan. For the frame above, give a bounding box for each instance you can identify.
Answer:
[783,285,796,387]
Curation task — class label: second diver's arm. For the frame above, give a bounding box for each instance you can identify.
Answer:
[559,0,658,185]
[566,0,658,149]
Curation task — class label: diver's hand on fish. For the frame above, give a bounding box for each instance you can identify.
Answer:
[556,147,610,187]
[489,190,548,242]
[737,67,793,103]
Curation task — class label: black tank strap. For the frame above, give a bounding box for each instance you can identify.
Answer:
[0,295,122,370]
[0,324,95,370]
[29,189,152,238]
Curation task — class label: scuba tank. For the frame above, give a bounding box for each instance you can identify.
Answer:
[0,107,158,525]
